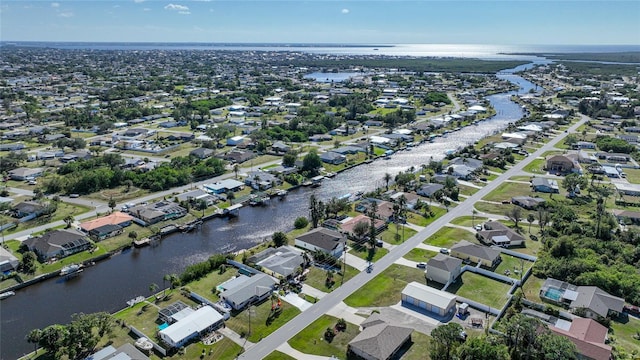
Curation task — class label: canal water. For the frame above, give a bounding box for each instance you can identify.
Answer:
[0,62,541,359]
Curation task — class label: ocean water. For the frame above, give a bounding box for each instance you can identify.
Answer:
[3,42,639,60]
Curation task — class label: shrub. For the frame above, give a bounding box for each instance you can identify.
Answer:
[294,217,309,229]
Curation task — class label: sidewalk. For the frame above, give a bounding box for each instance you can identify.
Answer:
[281,292,313,311]
[218,327,254,350]
[301,284,328,300]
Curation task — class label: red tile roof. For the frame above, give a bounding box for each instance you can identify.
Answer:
[80,211,133,232]
[551,318,611,360]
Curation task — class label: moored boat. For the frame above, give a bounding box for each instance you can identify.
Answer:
[60,264,83,277]
[0,291,15,300]
[133,237,151,248]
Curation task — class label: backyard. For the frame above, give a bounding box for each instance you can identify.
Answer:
[446,272,512,309]
[423,226,478,249]
[303,264,359,293]
[225,296,301,343]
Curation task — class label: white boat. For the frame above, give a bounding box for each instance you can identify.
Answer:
[60,264,83,277]
[0,291,15,300]
[127,296,145,307]
[134,337,153,352]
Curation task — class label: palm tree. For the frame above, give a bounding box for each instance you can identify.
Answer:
[472,209,478,227]
[526,214,535,234]
[383,173,392,191]
[149,283,159,296]
[233,164,239,179]
[63,215,74,229]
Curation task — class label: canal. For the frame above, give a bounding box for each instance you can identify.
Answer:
[0,62,542,359]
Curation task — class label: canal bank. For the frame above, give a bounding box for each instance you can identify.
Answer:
[1,63,542,359]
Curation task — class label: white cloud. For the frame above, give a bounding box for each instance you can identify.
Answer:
[58,11,73,17]
[178,10,190,15]
[51,2,60,8]
[164,3,189,11]
[341,8,349,14]
[133,0,145,3]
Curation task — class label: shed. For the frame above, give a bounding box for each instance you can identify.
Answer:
[401,281,456,317]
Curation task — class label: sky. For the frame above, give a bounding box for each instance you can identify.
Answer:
[1,0,639,45]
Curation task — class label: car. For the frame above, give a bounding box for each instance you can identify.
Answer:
[28,180,37,185]
[474,224,483,231]
[69,194,80,198]
[440,248,450,254]
[416,262,427,268]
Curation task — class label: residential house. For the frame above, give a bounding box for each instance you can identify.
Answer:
[189,147,215,159]
[511,196,545,210]
[219,273,278,310]
[23,229,91,261]
[13,201,47,219]
[85,343,150,360]
[271,141,290,154]
[401,281,457,317]
[175,189,217,207]
[546,154,582,174]
[340,214,387,239]
[615,182,640,197]
[224,150,256,164]
[550,318,612,360]
[294,228,346,258]
[245,171,281,190]
[347,314,413,360]
[128,201,187,225]
[247,246,305,279]
[204,179,245,194]
[8,167,44,181]
[355,199,395,222]
[572,141,596,150]
[158,305,224,348]
[612,209,640,225]
[450,240,501,268]
[539,278,624,319]
[88,224,124,241]
[79,211,133,233]
[477,221,525,247]
[426,254,462,285]
[320,151,347,165]
[531,177,560,193]
[417,183,444,198]
[0,247,19,272]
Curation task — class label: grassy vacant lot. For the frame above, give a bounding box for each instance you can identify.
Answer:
[345,264,427,307]
[522,158,546,174]
[447,272,511,308]
[225,297,301,343]
[423,226,478,249]
[288,315,360,360]
[482,181,532,202]
[184,267,238,303]
[450,216,488,227]
[407,207,447,227]
[458,184,480,196]
[403,248,438,263]
[380,224,418,245]
[611,316,640,357]
[621,168,640,184]
[349,244,388,262]
[84,185,149,202]
[303,264,359,293]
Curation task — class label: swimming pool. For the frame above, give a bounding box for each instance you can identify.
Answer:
[543,287,563,301]
[158,322,169,330]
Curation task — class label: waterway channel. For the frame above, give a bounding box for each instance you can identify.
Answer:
[0,61,542,359]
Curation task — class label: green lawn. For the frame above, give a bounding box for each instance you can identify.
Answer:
[621,168,640,184]
[450,216,488,227]
[423,226,477,249]
[263,351,297,360]
[403,248,438,263]
[494,255,534,280]
[473,201,512,217]
[402,331,432,360]
[407,207,447,227]
[522,158,546,174]
[610,316,640,357]
[380,224,418,245]
[225,297,301,343]
[345,264,427,307]
[288,315,360,360]
[183,267,237,303]
[521,274,546,300]
[349,244,388,262]
[2,201,92,235]
[446,272,511,309]
[303,264,359,292]
[458,184,480,196]
[482,181,532,202]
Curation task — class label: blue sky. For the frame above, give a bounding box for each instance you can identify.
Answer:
[1,1,639,44]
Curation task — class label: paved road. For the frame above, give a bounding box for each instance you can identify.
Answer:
[239,115,588,359]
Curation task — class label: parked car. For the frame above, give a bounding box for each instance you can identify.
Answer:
[440,248,450,254]
[69,194,80,198]
[416,262,427,269]
[474,224,483,231]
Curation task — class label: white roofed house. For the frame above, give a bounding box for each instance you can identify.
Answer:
[158,305,224,349]
[401,281,457,317]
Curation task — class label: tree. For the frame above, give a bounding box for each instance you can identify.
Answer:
[309,194,324,228]
[272,231,288,247]
[472,209,478,227]
[352,220,369,243]
[233,164,239,179]
[128,230,138,241]
[430,323,463,360]
[384,172,392,191]
[124,179,133,192]
[527,213,535,234]
[294,216,309,229]
[506,206,523,229]
[534,330,577,360]
[367,200,379,250]
[302,150,322,174]
[63,215,74,229]
[196,199,207,217]
[562,173,587,196]
[149,282,159,295]
[20,251,37,274]
[457,336,509,360]
[282,151,297,168]
[108,197,116,213]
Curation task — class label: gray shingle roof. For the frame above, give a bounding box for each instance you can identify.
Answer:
[348,321,412,360]
[427,253,462,272]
